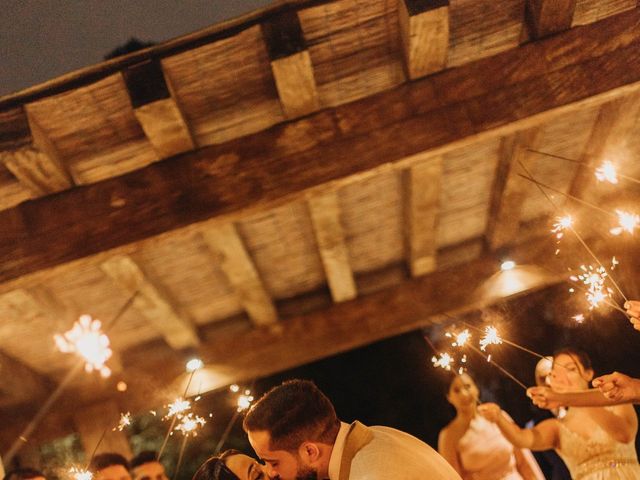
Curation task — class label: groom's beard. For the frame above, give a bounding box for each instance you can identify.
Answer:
[295,463,318,480]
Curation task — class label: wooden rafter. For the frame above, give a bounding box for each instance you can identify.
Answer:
[307,192,356,302]
[201,224,278,326]
[487,129,540,249]
[122,59,195,158]
[404,157,443,276]
[1,9,640,285]
[570,92,640,198]
[526,0,577,38]
[100,255,200,349]
[0,107,73,196]
[398,0,450,79]
[262,10,320,118]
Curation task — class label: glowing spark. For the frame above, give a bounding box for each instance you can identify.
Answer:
[448,329,471,348]
[610,210,640,235]
[150,410,157,416]
[237,392,255,412]
[595,161,618,184]
[480,326,503,351]
[573,264,612,309]
[611,257,619,269]
[54,314,112,377]
[573,314,585,324]
[115,412,131,431]
[431,352,454,370]
[229,384,239,393]
[68,468,92,480]
[166,398,191,419]
[551,215,573,240]
[174,413,206,437]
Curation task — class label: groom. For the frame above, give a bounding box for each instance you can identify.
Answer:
[243,379,460,480]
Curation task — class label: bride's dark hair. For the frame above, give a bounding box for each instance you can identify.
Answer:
[192,450,243,480]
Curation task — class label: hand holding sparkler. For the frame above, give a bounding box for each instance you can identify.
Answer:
[592,372,640,403]
[625,301,640,331]
[526,386,564,410]
[477,402,503,423]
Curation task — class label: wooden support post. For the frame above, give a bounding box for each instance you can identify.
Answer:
[398,0,449,79]
[262,10,320,118]
[123,59,195,158]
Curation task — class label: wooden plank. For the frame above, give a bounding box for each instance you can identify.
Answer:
[486,128,540,249]
[0,349,51,408]
[201,224,278,326]
[398,0,450,79]
[73,400,132,459]
[1,10,640,285]
[123,60,195,158]
[0,107,73,196]
[100,255,200,349]
[262,10,320,118]
[307,192,356,302]
[526,0,577,38]
[404,157,443,276]
[570,92,640,198]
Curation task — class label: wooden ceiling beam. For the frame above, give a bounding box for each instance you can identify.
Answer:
[122,59,195,158]
[262,10,320,118]
[486,128,540,249]
[404,157,443,276]
[570,92,640,198]
[0,107,73,196]
[100,255,200,350]
[202,224,278,326]
[307,192,357,302]
[525,0,577,39]
[398,0,450,79]
[1,9,640,286]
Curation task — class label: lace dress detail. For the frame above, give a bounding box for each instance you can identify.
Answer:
[557,421,640,480]
[457,416,525,480]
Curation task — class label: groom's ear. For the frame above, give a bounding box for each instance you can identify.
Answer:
[299,441,321,462]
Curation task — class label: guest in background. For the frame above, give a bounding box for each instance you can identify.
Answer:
[3,468,46,480]
[192,450,265,480]
[90,453,131,480]
[438,371,544,480]
[130,452,167,480]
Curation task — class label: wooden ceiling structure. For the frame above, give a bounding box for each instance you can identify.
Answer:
[2,0,640,456]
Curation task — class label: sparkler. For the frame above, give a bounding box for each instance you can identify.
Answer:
[610,210,640,235]
[518,161,628,303]
[467,342,527,390]
[3,293,138,464]
[54,314,113,378]
[68,467,93,480]
[114,412,131,432]
[573,314,585,324]
[458,319,546,360]
[479,326,503,351]
[431,352,455,371]
[214,385,256,454]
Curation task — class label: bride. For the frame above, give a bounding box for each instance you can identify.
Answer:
[479,347,640,480]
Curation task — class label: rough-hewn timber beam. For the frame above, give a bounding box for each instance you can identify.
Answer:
[122,59,195,158]
[262,10,320,118]
[570,92,640,199]
[404,157,443,276]
[0,106,73,196]
[526,0,576,39]
[486,128,540,249]
[307,192,357,302]
[398,0,449,79]
[100,255,200,349]
[201,224,278,327]
[1,9,640,285]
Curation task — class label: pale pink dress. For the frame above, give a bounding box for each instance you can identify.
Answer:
[457,415,543,480]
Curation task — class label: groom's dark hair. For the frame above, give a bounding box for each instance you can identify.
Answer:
[243,379,340,451]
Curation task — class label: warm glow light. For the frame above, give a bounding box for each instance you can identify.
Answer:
[166,398,191,419]
[572,314,585,324]
[174,413,206,436]
[116,381,127,392]
[501,260,516,271]
[570,265,612,309]
[551,215,573,240]
[68,468,92,480]
[610,210,640,236]
[237,392,255,412]
[54,315,112,377]
[185,358,204,373]
[447,329,471,348]
[230,384,240,393]
[115,412,131,431]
